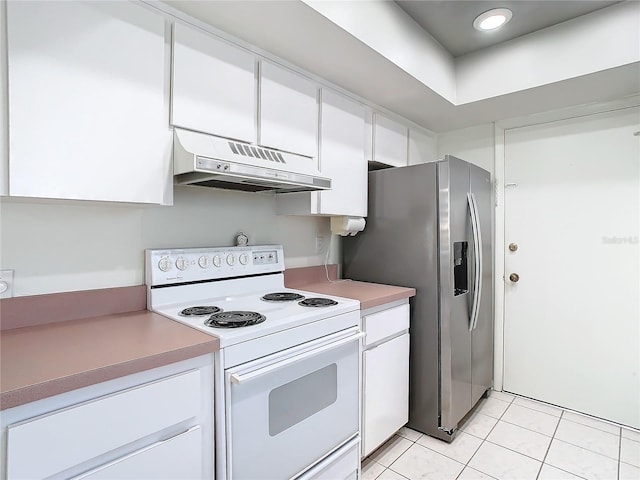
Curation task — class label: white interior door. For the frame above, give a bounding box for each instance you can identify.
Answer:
[503,106,640,429]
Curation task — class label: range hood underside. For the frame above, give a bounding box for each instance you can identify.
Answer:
[175,172,327,193]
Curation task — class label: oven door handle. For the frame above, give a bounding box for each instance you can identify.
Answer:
[229,332,365,385]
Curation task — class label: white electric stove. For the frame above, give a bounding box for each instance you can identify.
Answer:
[146,245,362,480]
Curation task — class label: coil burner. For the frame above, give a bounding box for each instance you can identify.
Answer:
[298,298,339,307]
[261,292,306,302]
[205,311,266,328]
[179,306,223,316]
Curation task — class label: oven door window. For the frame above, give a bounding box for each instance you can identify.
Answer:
[226,333,359,480]
[269,363,337,436]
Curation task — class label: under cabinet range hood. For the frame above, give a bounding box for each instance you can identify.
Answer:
[173,128,331,193]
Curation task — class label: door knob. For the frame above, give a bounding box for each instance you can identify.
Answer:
[508,243,518,252]
[509,273,520,283]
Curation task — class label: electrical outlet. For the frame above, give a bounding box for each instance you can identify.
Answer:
[315,236,325,254]
[0,269,14,299]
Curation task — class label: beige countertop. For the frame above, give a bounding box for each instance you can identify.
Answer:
[299,279,416,310]
[1,289,218,410]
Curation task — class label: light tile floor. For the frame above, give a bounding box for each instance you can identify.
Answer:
[361,391,640,480]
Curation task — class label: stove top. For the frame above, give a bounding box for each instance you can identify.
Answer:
[152,287,358,347]
[146,245,360,348]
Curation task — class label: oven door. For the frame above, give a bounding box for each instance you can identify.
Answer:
[225,327,362,480]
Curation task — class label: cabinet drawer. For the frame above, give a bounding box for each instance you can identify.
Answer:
[297,437,359,480]
[74,427,202,480]
[7,370,201,479]
[362,303,409,346]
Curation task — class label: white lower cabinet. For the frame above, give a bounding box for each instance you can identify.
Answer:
[361,301,410,458]
[74,427,202,480]
[1,355,213,480]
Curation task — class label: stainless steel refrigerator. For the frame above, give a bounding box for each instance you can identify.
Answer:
[343,156,493,442]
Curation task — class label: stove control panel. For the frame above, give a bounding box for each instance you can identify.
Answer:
[146,245,285,286]
[252,249,278,265]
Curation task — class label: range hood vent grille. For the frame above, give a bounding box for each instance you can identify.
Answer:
[173,128,330,193]
[228,142,286,164]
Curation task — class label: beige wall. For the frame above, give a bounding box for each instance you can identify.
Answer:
[0,186,335,296]
[437,123,495,175]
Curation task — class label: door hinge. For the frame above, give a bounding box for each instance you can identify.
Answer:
[438,426,455,436]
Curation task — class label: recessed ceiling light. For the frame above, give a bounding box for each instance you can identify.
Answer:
[473,8,513,31]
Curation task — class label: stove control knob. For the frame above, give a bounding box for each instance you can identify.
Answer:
[226,254,236,266]
[158,256,172,272]
[239,253,249,265]
[175,256,189,271]
[198,255,210,269]
[213,255,222,268]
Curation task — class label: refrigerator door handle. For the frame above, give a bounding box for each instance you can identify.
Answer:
[467,192,483,331]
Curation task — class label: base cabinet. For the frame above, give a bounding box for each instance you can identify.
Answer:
[361,302,410,458]
[74,427,202,480]
[1,355,213,480]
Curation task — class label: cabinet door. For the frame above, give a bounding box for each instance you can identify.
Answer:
[409,127,437,165]
[7,1,170,204]
[363,333,410,457]
[172,23,256,143]
[75,427,202,480]
[372,113,408,167]
[260,60,318,157]
[317,89,366,216]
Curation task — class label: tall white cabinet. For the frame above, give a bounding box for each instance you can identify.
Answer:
[6,1,171,204]
[171,22,256,143]
[276,89,366,217]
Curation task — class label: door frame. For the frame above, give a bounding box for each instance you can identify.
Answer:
[492,94,640,392]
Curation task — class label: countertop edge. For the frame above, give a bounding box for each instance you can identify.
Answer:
[0,340,217,410]
[360,291,416,310]
[298,279,416,311]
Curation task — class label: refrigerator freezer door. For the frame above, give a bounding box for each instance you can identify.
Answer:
[438,157,473,435]
[343,163,441,439]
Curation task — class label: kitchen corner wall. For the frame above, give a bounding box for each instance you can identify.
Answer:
[437,123,495,175]
[0,186,336,296]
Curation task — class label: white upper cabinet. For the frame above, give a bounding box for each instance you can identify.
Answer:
[370,113,408,168]
[171,23,256,143]
[316,89,366,216]
[408,127,437,165]
[276,89,366,217]
[6,1,171,204]
[260,61,318,157]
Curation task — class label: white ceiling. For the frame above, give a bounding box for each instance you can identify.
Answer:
[159,0,640,133]
[395,0,621,57]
